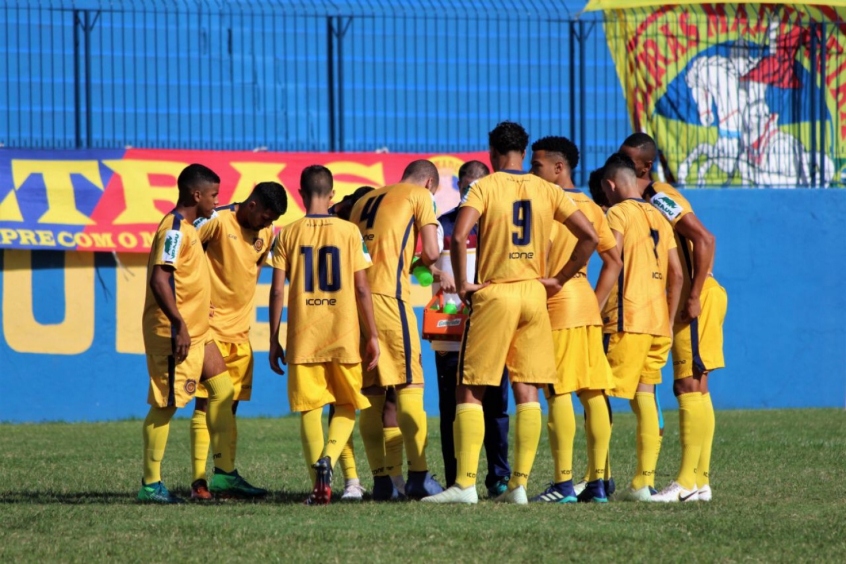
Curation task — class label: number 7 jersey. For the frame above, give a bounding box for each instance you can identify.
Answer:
[271,214,372,364]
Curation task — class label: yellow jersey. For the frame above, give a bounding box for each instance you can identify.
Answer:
[142,212,210,353]
[462,170,578,284]
[546,189,617,330]
[350,183,437,302]
[602,198,676,337]
[271,214,371,364]
[195,204,273,343]
[645,182,718,316]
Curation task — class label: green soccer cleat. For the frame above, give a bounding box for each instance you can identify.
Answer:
[487,477,509,498]
[209,469,268,499]
[137,480,184,504]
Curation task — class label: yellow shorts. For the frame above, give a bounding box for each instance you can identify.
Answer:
[459,280,556,386]
[195,340,255,401]
[363,294,423,388]
[146,341,205,408]
[673,279,728,379]
[604,332,671,400]
[289,361,371,412]
[546,325,615,397]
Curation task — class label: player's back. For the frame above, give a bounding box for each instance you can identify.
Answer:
[463,171,578,284]
[350,182,437,302]
[546,189,614,330]
[273,214,370,364]
[602,199,675,337]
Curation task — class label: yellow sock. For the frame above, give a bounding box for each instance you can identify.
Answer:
[396,388,428,472]
[580,391,611,482]
[339,433,358,480]
[454,403,484,489]
[698,393,716,486]
[548,394,575,483]
[204,372,235,473]
[630,392,661,490]
[230,417,238,467]
[324,404,356,468]
[142,405,176,484]
[677,392,704,490]
[359,394,387,477]
[508,402,542,490]
[189,410,210,482]
[300,408,324,483]
[384,427,404,477]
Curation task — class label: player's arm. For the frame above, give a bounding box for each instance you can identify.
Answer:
[417,223,439,267]
[268,267,287,375]
[666,250,684,330]
[543,210,599,295]
[450,206,486,304]
[429,265,456,293]
[149,265,190,364]
[354,270,381,372]
[594,235,623,311]
[674,214,716,322]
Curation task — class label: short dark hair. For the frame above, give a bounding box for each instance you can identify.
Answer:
[588,167,610,208]
[401,159,439,187]
[602,152,637,182]
[250,181,288,215]
[300,165,334,197]
[488,121,529,155]
[177,164,220,194]
[531,136,580,171]
[329,186,374,221]
[621,132,658,161]
[458,160,490,182]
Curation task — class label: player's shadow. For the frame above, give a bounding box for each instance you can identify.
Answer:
[0,490,314,505]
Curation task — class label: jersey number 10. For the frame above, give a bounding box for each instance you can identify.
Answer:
[300,246,341,292]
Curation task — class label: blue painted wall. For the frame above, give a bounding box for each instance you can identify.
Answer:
[1,189,844,423]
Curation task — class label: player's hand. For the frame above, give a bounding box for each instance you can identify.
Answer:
[438,271,457,294]
[269,340,286,375]
[364,336,380,372]
[458,282,489,306]
[174,321,190,365]
[539,277,563,299]
[681,295,701,323]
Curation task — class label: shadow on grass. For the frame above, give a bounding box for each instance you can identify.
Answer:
[0,490,313,505]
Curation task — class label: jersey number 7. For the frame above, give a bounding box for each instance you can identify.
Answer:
[300,246,341,292]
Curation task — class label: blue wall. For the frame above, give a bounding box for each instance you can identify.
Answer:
[1,189,844,423]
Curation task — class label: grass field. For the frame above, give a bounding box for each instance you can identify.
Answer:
[1,408,844,563]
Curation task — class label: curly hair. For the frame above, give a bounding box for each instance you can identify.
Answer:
[530,136,580,171]
[488,121,529,155]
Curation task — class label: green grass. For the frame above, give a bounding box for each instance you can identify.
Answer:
[1,409,844,563]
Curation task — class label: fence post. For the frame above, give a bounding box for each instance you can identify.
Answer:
[811,23,817,187]
[820,23,827,187]
[568,20,576,154]
[84,11,92,148]
[73,11,82,148]
[327,17,335,151]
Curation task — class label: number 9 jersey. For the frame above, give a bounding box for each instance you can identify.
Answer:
[271,214,372,364]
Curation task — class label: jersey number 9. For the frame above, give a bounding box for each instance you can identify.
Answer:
[301,246,341,292]
[512,200,532,246]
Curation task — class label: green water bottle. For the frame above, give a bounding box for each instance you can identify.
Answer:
[412,263,433,287]
[443,297,460,314]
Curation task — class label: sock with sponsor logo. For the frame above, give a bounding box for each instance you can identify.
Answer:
[339,433,359,481]
[630,392,661,491]
[359,394,388,477]
[383,426,404,477]
[204,372,235,473]
[300,407,324,483]
[580,390,611,482]
[454,403,484,489]
[698,393,716,487]
[548,393,575,484]
[324,404,356,469]
[142,405,176,484]
[397,387,429,472]
[677,392,704,490]
[190,410,210,482]
[508,402,542,491]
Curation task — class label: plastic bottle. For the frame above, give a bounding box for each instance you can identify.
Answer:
[412,263,433,287]
[443,296,460,315]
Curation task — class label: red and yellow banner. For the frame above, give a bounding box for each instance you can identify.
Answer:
[0,148,487,252]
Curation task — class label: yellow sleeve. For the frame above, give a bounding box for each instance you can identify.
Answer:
[552,187,578,223]
[664,222,677,250]
[195,212,221,244]
[414,189,438,229]
[257,226,273,265]
[596,213,617,253]
[352,228,372,272]
[461,180,485,214]
[151,220,185,270]
[606,205,626,234]
[270,230,288,271]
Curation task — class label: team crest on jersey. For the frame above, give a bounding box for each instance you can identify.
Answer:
[650,192,683,221]
[162,230,183,264]
[254,238,264,252]
[185,380,197,394]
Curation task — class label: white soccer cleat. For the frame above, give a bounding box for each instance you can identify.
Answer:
[494,485,529,505]
[573,480,587,496]
[697,484,712,502]
[617,485,655,502]
[340,479,366,501]
[651,481,699,503]
[420,484,478,504]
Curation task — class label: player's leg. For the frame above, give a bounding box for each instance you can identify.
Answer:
[360,385,393,499]
[697,372,715,501]
[228,341,255,468]
[383,388,405,494]
[189,396,212,500]
[482,370,510,497]
[332,401,363,500]
[435,351,459,487]
[577,390,612,502]
[532,386,575,503]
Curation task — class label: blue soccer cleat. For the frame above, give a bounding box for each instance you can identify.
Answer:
[138,480,184,504]
[604,477,616,497]
[405,471,445,500]
[577,479,608,503]
[530,480,578,503]
[372,475,406,501]
[487,477,509,498]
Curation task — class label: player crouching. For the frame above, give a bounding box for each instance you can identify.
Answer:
[269,165,380,505]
